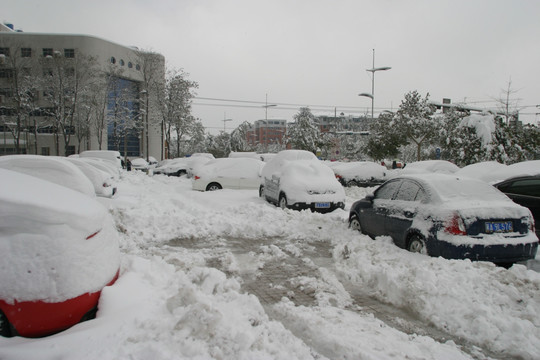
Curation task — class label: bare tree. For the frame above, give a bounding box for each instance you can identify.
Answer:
[157,68,198,159]
[0,42,38,154]
[39,51,98,155]
[134,49,164,161]
[493,78,524,124]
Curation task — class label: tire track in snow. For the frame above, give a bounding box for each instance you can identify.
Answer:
[167,236,502,360]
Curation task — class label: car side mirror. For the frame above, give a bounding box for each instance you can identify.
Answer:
[365,194,375,202]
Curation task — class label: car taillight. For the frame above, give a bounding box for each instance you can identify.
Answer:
[335,175,342,180]
[194,176,200,180]
[86,230,100,240]
[444,213,467,235]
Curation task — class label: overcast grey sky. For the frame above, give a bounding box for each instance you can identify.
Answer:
[5,0,540,133]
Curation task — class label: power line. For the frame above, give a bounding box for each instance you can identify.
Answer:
[194,96,368,110]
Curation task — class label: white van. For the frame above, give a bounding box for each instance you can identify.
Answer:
[79,150,123,169]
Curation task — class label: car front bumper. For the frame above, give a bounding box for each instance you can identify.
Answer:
[0,271,119,338]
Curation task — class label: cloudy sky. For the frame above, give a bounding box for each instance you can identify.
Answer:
[5,0,540,133]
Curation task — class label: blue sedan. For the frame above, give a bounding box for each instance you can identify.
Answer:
[349,174,538,265]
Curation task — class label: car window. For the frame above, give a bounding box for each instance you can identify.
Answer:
[395,180,422,202]
[502,179,540,197]
[375,180,401,200]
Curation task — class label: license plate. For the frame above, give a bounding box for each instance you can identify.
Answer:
[485,221,513,233]
[315,202,331,209]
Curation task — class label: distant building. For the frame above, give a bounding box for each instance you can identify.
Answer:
[0,23,165,159]
[247,119,287,148]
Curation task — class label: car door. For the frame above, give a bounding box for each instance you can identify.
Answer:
[497,178,540,234]
[264,174,280,202]
[360,179,402,237]
[384,179,425,247]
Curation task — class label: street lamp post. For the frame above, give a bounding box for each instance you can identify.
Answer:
[359,49,391,120]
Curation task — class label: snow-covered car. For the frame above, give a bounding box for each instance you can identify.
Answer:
[153,158,190,177]
[260,150,345,213]
[79,150,123,169]
[64,157,117,197]
[395,160,459,176]
[77,157,121,180]
[0,169,120,338]
[349,173,538,265]
[0,155,96,198]
[330,161,387,187]
[130,158,149,172]
[454,161,509,183]
[192,157,265,191]
[187,153,216,177]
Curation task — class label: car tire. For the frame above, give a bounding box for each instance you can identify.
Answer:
[206,183,222,191]
[0,310,12,337]
[347,180,359,187]
[349,214,362,232]
[407,234,427,255]
[279,193,288,209]
[259,185,264,198]
[175,170,187,177]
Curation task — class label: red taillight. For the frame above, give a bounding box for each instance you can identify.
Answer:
[86,230,100,240]
[335,175,342,180]
[445,214,467,235]
[194,176,200,180]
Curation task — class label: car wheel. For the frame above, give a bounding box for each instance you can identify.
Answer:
[347,180,359,187]
[175,170,187,177]
[206,183,222,191]
[259,185,264,198]
[279,193,288,209]
[0,310,12,337]
[407,234,427,255]
[349,214,362,232]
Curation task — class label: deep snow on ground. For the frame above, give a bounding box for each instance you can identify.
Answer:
[1,171,539,360]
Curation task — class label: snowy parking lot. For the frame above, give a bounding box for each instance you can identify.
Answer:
[1,171,540,360]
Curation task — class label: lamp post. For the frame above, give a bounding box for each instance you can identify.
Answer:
[359,49,391,120]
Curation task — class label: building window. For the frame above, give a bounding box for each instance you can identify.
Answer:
[110,56,116,64]
[136,64,140,71]
[64,49,75,58]
[120,59,125,66]
[42,48,53,57]
[65,145,76,156]
[41,147,50,156]
[21,48,32,57]
[0,48,10,56]
[0,69,14,78]
[128,62,133,68]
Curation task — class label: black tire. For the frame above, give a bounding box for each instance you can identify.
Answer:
[175,170,187,177]
[259,185,264,198]
[407,234,427,255]
[0,310,12,338]
[279,193,288,209]
[206,183,222,191]
[349,214,362,232]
